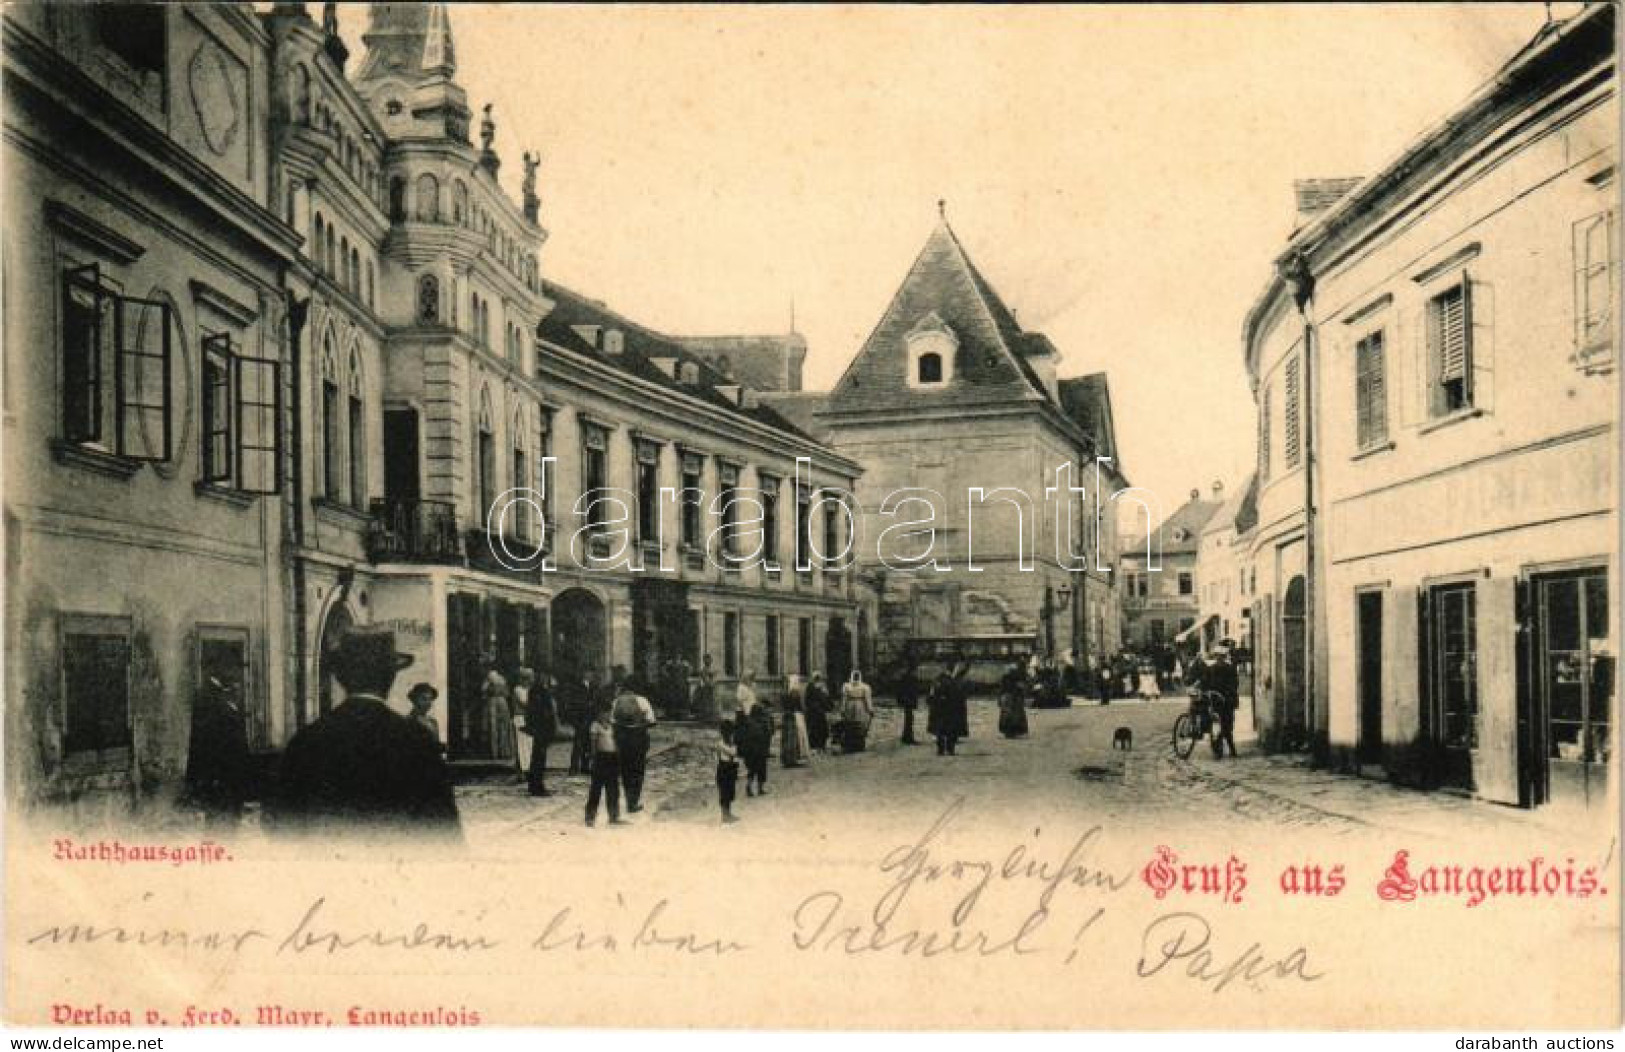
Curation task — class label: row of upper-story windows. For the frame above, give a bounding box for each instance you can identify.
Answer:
[1124,570,1195,599]
[1260,199,1616,483]
[55,260,280,496]
[387,173,540,293]
[466,399,852,571]
[310,211,376,310]
[289,63,385,210]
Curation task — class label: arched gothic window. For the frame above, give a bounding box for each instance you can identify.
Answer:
[347,349,365,509]
[415,173,440,222]
[417,274,440,325]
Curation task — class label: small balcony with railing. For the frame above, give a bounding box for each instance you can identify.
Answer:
[366,498,464,564]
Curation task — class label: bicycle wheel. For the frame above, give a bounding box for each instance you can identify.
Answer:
[1171,713,1198,759]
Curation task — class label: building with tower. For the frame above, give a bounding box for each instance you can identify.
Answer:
[781,212,1127,684]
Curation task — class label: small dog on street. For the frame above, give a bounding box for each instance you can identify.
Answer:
[1112,726,1133,751]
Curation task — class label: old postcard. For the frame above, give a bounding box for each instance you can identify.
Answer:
[2,1,1619,1033]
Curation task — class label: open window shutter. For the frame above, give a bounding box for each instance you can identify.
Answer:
[1372,338,1387,440]
[61,265,108,444]
[114,295,172,461]
[1514,577,1540,807]
[234,353,283,494]
[1436,287,1466,384]
[201,333,233,484]
[1473,576,1518,804]
[1459,273,1475,403]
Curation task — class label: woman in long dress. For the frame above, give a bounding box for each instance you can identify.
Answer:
[780,674,811,767]
[1137,661,1162,700]
[804,672,831,753]
[837,670,875,753]
[998,663,1030,739]
[511,668,535,778]
[484,667,517,762]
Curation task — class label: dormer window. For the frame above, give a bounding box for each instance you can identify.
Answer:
[603,329,624,355]
[905,313,957,388]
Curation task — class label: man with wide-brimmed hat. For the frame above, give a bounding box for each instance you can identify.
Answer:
[266,628,460,839]
[1193,639,1241,759]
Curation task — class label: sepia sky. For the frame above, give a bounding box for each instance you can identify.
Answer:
[342,3,1552,510]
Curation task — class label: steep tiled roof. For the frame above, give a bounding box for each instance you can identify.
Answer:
[1123,493,1223,559]
[1057,373,1118,465]
[1202,473,1257,538]
[824,219,1053,414]
[538,282,817,443]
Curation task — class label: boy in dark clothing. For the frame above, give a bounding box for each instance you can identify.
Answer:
[716,719,741,823]
[896,660,920,744]
[738,703,773,796]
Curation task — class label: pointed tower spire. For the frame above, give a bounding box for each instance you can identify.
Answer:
[422,2,455,76]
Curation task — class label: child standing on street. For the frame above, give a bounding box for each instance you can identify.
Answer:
[738,702,773,796]
[716,719,740,824]
[584,703,624,827]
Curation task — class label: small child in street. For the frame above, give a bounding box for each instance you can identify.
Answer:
[716,719,740,824]
[738,703,773,796]
[584,703,624,827]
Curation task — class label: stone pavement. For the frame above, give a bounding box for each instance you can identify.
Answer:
[443,695,1602,850]
[150,694,1604,852]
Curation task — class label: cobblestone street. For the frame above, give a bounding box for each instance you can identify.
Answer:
[449,696,1598,852]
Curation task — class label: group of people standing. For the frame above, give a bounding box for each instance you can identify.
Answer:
[712,669,876,821]
[890,660,972,756]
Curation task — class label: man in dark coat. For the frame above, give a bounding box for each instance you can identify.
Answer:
[609,667,657,812]
[562,665,599,776]
[184,676,252,832]
[524,671,560,797]
[927,662,971,756]
[896,658,920,745]
[804,672,831,752]
[266,629,460,841]
[1194,642,1241,758]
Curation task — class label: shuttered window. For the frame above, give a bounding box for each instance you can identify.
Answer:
[1354,329,1388,450]
[1573,211,1615,364]
[60,265,175,462]
[1283,355,1301,469]
[61,616,133,758]
[1427,281,1473,416]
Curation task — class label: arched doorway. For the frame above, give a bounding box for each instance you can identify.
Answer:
[316,600,355,719]
[552,588,607,685]
[1279,575,1307,749]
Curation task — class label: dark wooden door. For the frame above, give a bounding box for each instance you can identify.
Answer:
[1357,591,1383,764]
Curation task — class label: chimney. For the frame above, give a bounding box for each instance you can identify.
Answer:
[1211,480,1224,499]
[1189,488,1200,502]
[1293,177,1362,232]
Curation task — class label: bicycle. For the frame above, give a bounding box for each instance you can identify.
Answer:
[1170,690,1224,759]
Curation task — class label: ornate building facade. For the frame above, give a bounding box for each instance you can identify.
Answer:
[3,2,864,811]
[3,4,297,813]
[782,215,1127,684]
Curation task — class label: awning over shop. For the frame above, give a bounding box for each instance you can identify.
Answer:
[1175,614,1219,644]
